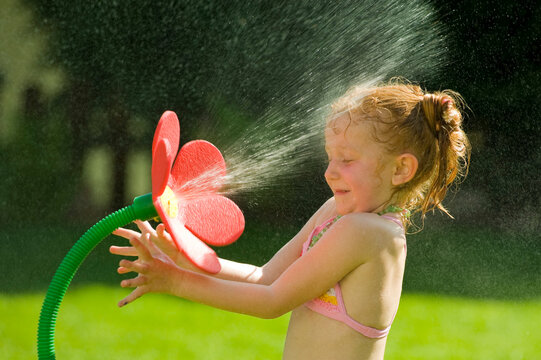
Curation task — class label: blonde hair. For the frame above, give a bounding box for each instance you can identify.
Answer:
[330,78,471,220]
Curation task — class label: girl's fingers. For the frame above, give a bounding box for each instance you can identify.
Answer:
[142,233,162,254]
[118,287,146,307]
[117,266,131,274]
[130,236,152,261]
[121,275,147,288]
[114,227,160,308]
[119,258,148,274]
[113,227,141,240]
[135,220,157,237]
[156,224,174,245]
[109,246,138,257]
[155,224,180,256]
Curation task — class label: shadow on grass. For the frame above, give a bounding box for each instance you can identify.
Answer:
[1,216,540,300]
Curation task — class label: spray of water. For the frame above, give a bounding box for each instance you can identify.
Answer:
[180,1,448,200]
[217,79,382,198]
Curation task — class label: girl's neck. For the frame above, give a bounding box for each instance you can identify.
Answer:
[335,205,410,218]
[377,204,410,223]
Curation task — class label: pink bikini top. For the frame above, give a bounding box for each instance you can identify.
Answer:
[302,214,405,339]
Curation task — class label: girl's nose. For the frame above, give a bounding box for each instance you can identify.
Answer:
[325,161,339,180]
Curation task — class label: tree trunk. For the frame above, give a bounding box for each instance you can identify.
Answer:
[68,80,91,182]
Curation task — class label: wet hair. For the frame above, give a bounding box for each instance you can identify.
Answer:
[329,78,471,220]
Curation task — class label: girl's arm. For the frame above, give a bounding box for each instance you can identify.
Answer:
[111,222,264,283]
[111,198,333,285]
[245,198,332,284]
[117,213,391,319]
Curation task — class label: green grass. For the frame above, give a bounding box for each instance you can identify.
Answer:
[2,285,540,359]
[387,294,541,359]
[1,220,539,358]
[3,285,288,359]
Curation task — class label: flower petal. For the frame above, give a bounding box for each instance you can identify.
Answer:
[166,218,221,274]
[152,111,180,163]
[181,194,245,247]
[170,140,226,196]
[151,139,172,197]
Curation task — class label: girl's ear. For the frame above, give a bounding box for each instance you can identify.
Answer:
[392,153,418,186]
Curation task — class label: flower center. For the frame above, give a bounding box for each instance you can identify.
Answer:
[160,186,179,218]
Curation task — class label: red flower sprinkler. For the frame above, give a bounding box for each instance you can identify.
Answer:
[37,111,245,359]
[151,111,244,273]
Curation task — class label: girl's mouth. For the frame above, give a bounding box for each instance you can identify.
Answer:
[334,190,350,195]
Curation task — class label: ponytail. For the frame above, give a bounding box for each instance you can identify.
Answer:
[419,91,471,217]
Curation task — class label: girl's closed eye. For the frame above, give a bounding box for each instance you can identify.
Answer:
[327,156,352,164]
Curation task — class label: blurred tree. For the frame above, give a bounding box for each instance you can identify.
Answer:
[0,85,76,223]
[66,79,93,191]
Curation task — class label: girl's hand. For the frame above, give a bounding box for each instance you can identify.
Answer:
[111,220,194,270]
[116,233,184,307]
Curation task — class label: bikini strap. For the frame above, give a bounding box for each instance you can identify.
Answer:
[307,215,341,249]
[378,205,409,230]
[379,214,405,229]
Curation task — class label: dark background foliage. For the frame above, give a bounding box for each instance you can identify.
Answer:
[0,0,539,298]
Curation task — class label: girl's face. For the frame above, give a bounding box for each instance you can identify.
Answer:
[324,115,395,215]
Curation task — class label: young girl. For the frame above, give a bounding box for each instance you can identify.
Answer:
[110,79,470,359]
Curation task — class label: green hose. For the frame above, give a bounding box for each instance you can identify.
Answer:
[37,193,157,359]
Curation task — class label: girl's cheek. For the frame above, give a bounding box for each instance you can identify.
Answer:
[341,164,357,176]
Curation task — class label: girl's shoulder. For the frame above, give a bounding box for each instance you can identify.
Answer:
[334,212,406,258]
[312,200,405,257]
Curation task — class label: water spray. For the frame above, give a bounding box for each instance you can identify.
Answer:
[36,111,245,359]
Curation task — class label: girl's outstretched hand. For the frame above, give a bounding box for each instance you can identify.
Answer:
[115,233,183,307]
[110,220,194,270]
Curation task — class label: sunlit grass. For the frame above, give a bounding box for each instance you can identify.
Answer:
[2,285,540,359]
[4,285,287,359]
[387,294,541,359]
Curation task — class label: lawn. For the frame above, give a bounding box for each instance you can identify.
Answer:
[2,285,540,359]
[1,218,540,358]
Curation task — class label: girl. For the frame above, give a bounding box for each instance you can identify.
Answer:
[110,79,470,359]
